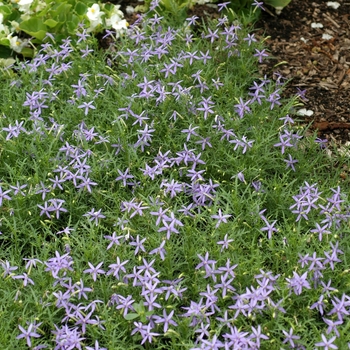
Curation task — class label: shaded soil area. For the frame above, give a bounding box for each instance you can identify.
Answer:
[106,0,350,145]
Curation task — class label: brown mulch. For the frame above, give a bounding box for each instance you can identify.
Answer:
[105,0,350,145]
[255,0,350,145]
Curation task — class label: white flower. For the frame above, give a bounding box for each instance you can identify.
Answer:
[106,13,122,28]
[20,13,31,21]
[87,19,102,32]
[87,4,104,22]
[112,19,128,33]
[0,13,3,25]
[106,15,128,37]
[7,34,28,53]
[110,4,124,18]
[105,5,128,37]
[18,0,33,4]
[18,0,34,13]
[192,0,211,4]
[125,6,135,14]
[0,23,10,38]
[34,0,46,12]
[10,21,20,32]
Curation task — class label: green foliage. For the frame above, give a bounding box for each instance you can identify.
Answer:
[264,0,292,10]
[143,0,192,19]
[223,0,292,11]
[124,302,154,322]
[0,0,127,60]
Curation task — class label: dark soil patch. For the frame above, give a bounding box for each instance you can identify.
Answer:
[255,0,350,145]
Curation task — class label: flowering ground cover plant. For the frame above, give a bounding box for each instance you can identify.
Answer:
[1,1,350,349]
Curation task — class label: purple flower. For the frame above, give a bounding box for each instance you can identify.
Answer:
[324,250,342,271]
[78,101,96,115]
[267,89,281,109]
[129,235,147,255]
[10,182,27,196]
[154,309,178,332]
[83,208,106,226]
[310,295,326,315]
[254,49,269,63]
[181,124,199,141]
[76,28,90,43]
[210,209,232,228]
[196,253,216,274]
[115,168,134,186]
[140,324,160,345]
[186,15,199,26]
[244,33,257,46]
[150,206,169,226]
[252,0,265,10]
[260,219,278,239]
[214,274,235,298]
[217,2,231,12]
[57,227,74,235]
[323,318,342,337]
[217,234,233,252]
[115,295,135,316]
[274,134,293,154]
[310,223,331,241]
[157,220,179,239]
[149,241,166,260]
[327,294,350,321]
[52,325,85,349]
[251,325,269,347]
[23,258,42,270]
[44,251,74,278]
[321,280,337,296]
[16,323,41,347]
[12,273,34,286]
[286,271,311,295]
[315,334,338,349]
[107,257,129,280]
[1,260,18,277]
[84,262,105,281]
[282,328,300,348]
[279,114,295,124]
[85,340,107,350]
[48,198,68,219]
[284,154,298,172]
[0,186,12,206]
[104,232,124,250]
[235,171,245,183]
[205,28,220,43]
[76,176,98,193]
[315,138,328,149]
[234,97,251,118]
